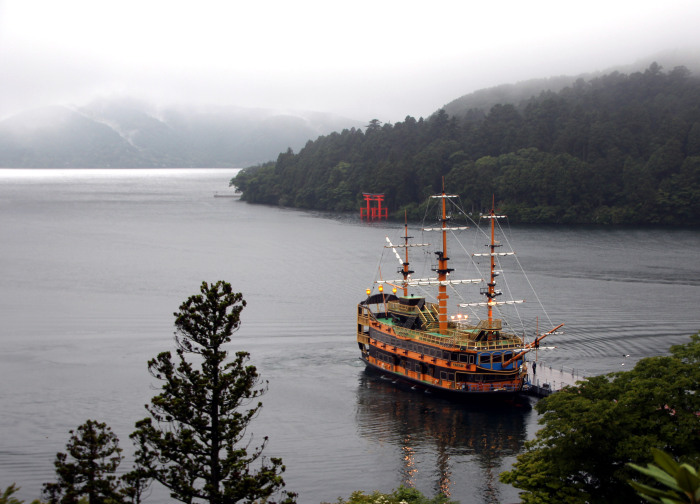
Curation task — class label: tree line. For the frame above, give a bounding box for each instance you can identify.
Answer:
[232,63,700,225]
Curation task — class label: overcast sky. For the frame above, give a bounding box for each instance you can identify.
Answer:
[2,0,700,122]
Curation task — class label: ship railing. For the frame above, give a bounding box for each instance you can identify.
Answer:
[387,301,418,314]
[357,305,373,325]
[388,301,440,324]
[466,339,523,351]
[357,331,370,344]
[392,326,522,351]
[361,304,523,351]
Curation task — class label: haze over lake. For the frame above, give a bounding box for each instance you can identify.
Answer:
[1,168,699,503]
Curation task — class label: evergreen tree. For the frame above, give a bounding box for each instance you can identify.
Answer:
[130,281,295,504]
[499,333,700,503]
[42,420,124,504]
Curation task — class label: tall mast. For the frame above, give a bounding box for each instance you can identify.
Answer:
[401,210,413,297]
[381,192,477,313]
[435,182,454,334]
[487,197,497,323]
[458,198,523,319]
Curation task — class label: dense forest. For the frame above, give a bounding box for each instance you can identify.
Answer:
[232,63,700,225]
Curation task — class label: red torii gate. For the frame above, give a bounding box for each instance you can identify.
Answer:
[360,193,388,221]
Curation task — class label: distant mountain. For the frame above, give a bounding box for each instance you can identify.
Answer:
[440,48,700,120]
[0,98,364,168]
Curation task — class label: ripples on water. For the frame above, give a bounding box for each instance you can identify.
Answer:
[1,169,699,504]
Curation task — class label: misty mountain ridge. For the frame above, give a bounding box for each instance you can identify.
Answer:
[2,48,700,168]
[0,98,364,168]
[441,47,700,119]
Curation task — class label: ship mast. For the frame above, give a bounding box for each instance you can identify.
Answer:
[400,211,413,297]
[487,196,499,325]
[459,197,523,328]
[434,182,454,334]
[379,184,480,331]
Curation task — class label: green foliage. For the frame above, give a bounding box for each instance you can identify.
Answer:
[321,485,458,504]
[0,485,23,504]
[232,64,700,225]
[1,485,41,504]
[42,420,134,504]
[130,281,295,504]
[499,332,700,504]
[628,448,700,503]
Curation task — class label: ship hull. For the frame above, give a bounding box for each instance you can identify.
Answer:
[360,357,527,401]
[358,310,529,399]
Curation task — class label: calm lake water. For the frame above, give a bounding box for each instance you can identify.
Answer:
[1,168,699,504]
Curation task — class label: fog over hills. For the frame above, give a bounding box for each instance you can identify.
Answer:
[441,49,700,119]
[0,98,364,168]
[2,50,700,169]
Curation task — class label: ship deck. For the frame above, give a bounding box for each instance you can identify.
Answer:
[525,361,584,397]
[373,315,523,351]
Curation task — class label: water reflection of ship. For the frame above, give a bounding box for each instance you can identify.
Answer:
[355,371,531,500]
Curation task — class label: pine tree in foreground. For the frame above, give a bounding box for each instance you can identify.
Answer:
[42,420,124,504]
[130,280,295,504]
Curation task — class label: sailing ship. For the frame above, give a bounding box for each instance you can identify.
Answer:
[356,186,563,398]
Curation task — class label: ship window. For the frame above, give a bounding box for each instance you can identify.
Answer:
[469,355,475,364]
[480,354,491,364]
[492,354,502,363]
[459,354,469,363]
[503,352,513,362]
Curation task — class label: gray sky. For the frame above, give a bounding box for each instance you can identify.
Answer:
[2,0,700,122]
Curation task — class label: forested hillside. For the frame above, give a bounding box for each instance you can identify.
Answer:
[232,63,700,225]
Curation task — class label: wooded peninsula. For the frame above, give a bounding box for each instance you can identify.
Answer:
[232,64,700,225]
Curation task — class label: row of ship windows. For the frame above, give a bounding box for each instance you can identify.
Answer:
[373,352,509,383]
[373,334,513,364]
[374,353,455,379]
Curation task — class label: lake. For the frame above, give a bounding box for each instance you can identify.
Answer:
[1,168,699,504]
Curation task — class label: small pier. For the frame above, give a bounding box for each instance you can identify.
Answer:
[525,361,584,398]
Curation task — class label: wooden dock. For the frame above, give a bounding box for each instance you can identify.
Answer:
[525,361,584,398]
